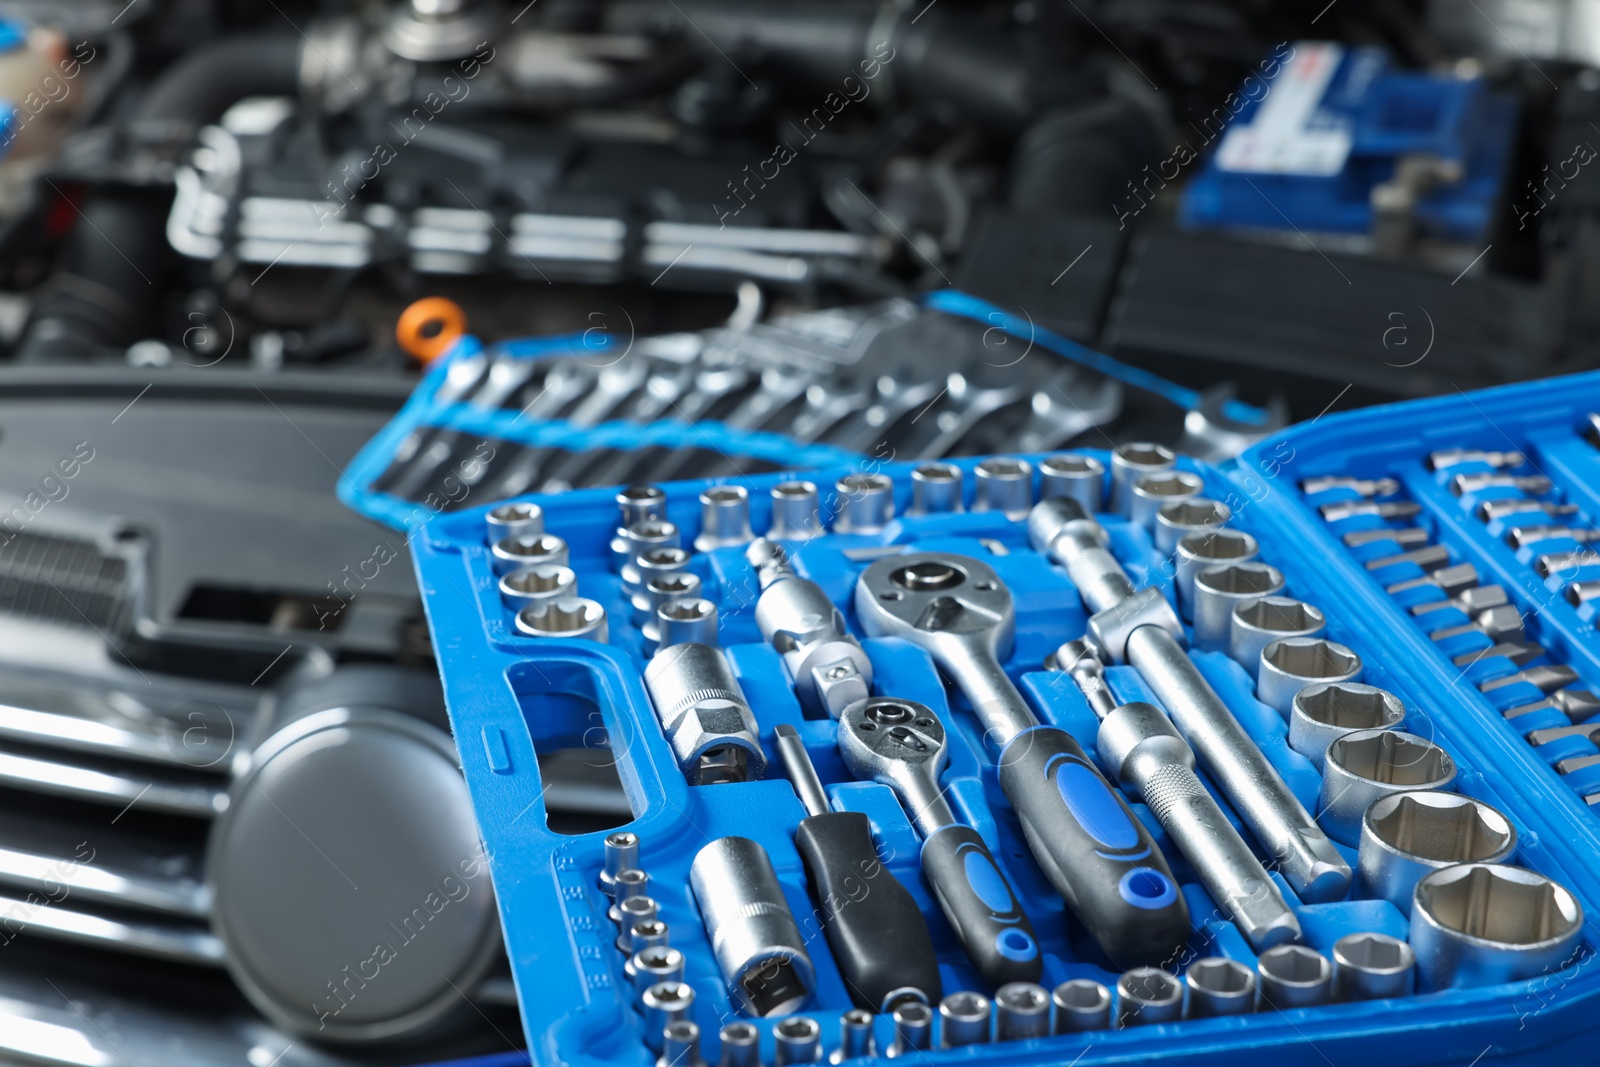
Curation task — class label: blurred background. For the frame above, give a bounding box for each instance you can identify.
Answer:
[0,0,1586,1063]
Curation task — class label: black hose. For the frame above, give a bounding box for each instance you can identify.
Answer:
[1009,94,1168,216]
[130,32,302,133]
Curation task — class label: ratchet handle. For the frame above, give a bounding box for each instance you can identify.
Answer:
[794,812,942,1010]
[920,823,1042,988]
[997,725,1191,969]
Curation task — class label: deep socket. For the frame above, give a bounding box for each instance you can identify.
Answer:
[688,837,815,1017]
[601,831,639,897]
[696,485,754,551]
[644,644,764,784]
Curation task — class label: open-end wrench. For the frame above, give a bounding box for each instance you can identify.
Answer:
[835,697,1042,988]
[853,552,1190,969]
[1029,498,1352,903]
[1048,641,1302,952]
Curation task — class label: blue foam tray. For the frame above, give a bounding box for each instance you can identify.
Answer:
[406,374,1600,1067]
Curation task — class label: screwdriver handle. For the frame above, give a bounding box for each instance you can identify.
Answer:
[793,811,942,1011]
[996,725,1191,969]
[919,823,1042,988]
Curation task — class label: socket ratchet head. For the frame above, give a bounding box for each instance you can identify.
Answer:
[1109,443,1176,515]
[1185,957,1257,1018]
[993,982,1050,1041]
[1040,454,1105,513]
[1115,968,1182,1027]
[486,501,543,541]
[1192,562,1286,652]
[1175,529,1260,618]
[1051,979,1111,1033]
[1410,864,1584,990]
[1289,682,1405,770]
[696,485,755,551]
[1129,470,1204,531]
[973,458,1035,519]
[1358,791,1516,914]
[769,481,824,541]
[1230,597,1326,678]
[939,991,991,1047]
[908,463,964,515]
[718,1022,760,1067]
[833,473,895,534]
[1319,730,1457,846]
[1331,933,1415,1001]
[1256,944,1331,1010]
[492,532,569,574]
[657,598,720,650]
[773,1017,822,1065]
[500,564,577,609]
[643,643,764,784]
[516,597,608,641]
[1154,497,1231,555]
[1257,638,1362,716]
[689,837,815,1017]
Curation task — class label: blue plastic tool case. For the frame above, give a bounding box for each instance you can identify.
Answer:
[399,371,1600,1067]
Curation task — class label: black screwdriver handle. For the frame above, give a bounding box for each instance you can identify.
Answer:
[919,823,1042,988]
[997,724,1192,969]
[793,811,942,1011]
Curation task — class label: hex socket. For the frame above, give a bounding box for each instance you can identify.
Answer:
[1410,864,1584,991]
[833,473,895,534]
[890,1001,932,1054]
[1193,562,1285,652]
[1257,637,1361,716]
[1289,682,1405,770]
[1051,979,1111,1033]
[1040,454,1105,512]
[718,1022,760,1067]
[1256,945,1331,1010]
[994,982,1050,1041]
[1185,957,1257,1018]
[769,481,823,540]
[1154,497,1231,555]
[1319,730,1457,846]
[1331,932,1415,1001]
[697,485,754,551]
[1116,968,1182,1027]
[909,463,964,515]
[1229,597,1326,678]
[834,1009,875,1061]
[1110,442,1176,515]
[773,1017,822,1065]
[939,991,991,1047]
[515,597,608,642]
[688,837,815,1017]
[1175,530,1259,619]
[1129,470,1204,531]
[972,458,1035,520]
[1358,791,1516,914]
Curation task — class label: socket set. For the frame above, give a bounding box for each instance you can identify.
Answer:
[401,379,1600,1067]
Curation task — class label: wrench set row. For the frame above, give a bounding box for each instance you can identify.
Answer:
[417,437,1596,1067]
[1305,440,1600,811]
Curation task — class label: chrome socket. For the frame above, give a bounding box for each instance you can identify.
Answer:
[1129,470,1204,531]
[1359,792,1516,915]
[718,1022,761,1067]
[1229,597,1326,678]
[1175,530,1260,619]
[994,982,1050,1041]
[1185,957,1257,1018]
[688,836,815,1016]
[1331,932,1415,1001]
[697,485,755,551]
[939,991,991,1047]
[1256,945,1331,1010]
[833,473,896,534]
[500,564,577,610]
[831,1010,875,1063]
[516,597,608,641]
[1319,730,1457,846]
[1289,682,1405,770]
[492,532,569,574]
[1411,864,1584,991]
[640,572,703,650]
[608,869,648,920]
[1257,637,1362,716]
[769,481,824,541]
[1192,562,1286,652]
[909,463,964,515]
[641,982,695,1054]
[631,548,694,620]
[657,598,720,651]
[774,1017,822,1065]
[1051,979,1111,1033]
[660,1020,705,1067]
[1109,442,1176,515]
[888,1001,932,1056]
[1154,497,1231,555]
[644,644,764,784]
[601,831,640,897]
[633,945,686,994]
[1039,453,1105,512]
[621,520,683,593]
[613,894,657,941]
[1116,968,1182,1027]
[613,486,668,571]
[621,917,669,955]
[486,501,543,541]
[973,458,1034,520]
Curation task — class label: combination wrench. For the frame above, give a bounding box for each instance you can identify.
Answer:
[835,697,1042,988]
[1029,498,1352,902]
[854,552,1191,969]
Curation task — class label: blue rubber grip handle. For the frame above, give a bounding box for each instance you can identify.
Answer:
[920,824,1042,988]
[997,725,1191,969]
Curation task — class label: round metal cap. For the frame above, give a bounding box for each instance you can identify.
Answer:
[208,706,501,1043]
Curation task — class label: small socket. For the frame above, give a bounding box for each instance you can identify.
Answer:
[833,473,896,534]
[1289,682,1405,770]
[1192,562,1286,652]
[660,1020,704,1067]
[516,597,608,641]
[973,458,1034,520]
[601,831,640,896]
[832,1009,875,1062]
[1331,932,1415,1001]
[617,485,668,528]
[657,598,719,651]
[1110,442,1176,515]
[1154,497,1230,555]
[486,501,543,541]
[1051,979,1111,1033]
[1116,969,1182,1027]
[1320,730,1457,846]
[890,1001,932,1055]
[492,532,569,574]
[774,1017,822,1065]
[1185,957,1257,1018]
[1256,944,1331,1010]
[1175,530,1260,620]
[620,520,682,592]
[632,945,686,992]
[770,481,824,541]
[1129,470,1204,530]
[697,485,755,551]
[1229,597,1326,679]
[1039,454,1105,512]
[641,982,696,1054]
[718,1022,760,1067]
[994,982,1050,1041]
[500,564,577,610]
[1258,637,1362,717]
[908,463,964,515]
[939,991,991,1047]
